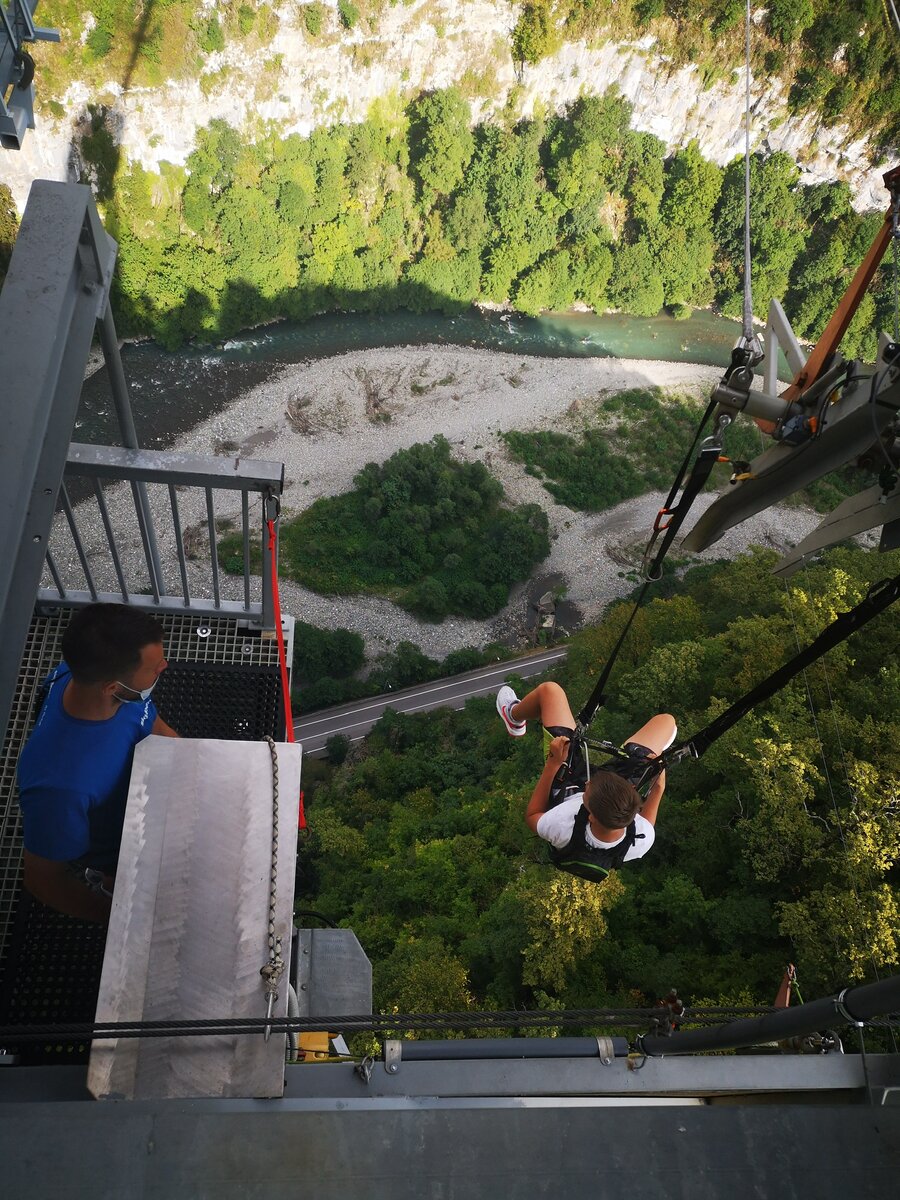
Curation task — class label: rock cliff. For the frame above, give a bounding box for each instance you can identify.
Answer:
[3,0,893,212]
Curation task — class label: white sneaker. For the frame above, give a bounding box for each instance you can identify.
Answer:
[497,685,526,737]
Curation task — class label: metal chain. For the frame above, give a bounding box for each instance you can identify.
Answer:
[260,736,285,1041]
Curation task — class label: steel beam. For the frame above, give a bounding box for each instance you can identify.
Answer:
[773,481,900,576]
[0,181,115,741]
[1,1094,900,1200]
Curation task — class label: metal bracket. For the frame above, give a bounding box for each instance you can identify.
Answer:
[596,1036,615,1065]
[383,1039,402,1074]
[834,988,862,1027]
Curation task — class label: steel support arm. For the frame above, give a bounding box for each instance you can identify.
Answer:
[639,973,900,1057]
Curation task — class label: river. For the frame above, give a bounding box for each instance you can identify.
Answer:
[76,307,786,449]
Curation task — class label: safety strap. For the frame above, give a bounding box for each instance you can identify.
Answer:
[576,396,728,732]
[575,578,652,730]
[266,495,307,832]
[659,569,900,768]
[641,397,719,581]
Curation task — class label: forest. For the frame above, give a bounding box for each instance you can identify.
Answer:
[50,84,893,357]
[298,544,900,1017]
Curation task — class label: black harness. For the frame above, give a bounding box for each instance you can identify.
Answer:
[545,744,649,882]
[550,805,644,882]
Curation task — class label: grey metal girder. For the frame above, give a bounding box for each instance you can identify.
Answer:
[682,359,900,554]
[773,480,900,576]
[0,180,115,740]
[1,1096,899,1200]
[65,443,285,492]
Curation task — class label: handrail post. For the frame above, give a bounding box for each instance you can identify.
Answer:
[261,492,279,631]
[97,302,164,597]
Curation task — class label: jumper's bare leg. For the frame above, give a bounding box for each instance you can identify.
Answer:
[511,681,576,729]
[627,713,677,756]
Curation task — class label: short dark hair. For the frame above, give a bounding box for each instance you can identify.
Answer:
[584,771,641,829]
[62,604,164,685]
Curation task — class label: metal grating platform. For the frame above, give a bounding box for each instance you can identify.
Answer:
[0,607,287,1028]
[0,891,106,1064]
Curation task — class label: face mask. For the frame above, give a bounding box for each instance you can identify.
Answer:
[113,677,159,703]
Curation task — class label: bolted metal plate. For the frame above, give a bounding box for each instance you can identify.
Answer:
[294,928,372,1019]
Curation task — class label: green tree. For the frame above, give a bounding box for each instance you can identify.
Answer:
[713,152,805,318]
[0,183,18,289]
[408,88,474,198]
[608,242,664,316]
[767,0,814,44]
[511,2,560,65]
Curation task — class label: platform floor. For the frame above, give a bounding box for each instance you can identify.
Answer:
[0,607,284,1058]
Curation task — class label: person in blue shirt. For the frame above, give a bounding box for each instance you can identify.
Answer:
[17,604,179,921]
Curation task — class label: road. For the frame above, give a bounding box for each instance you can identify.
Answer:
[293,646,568,755]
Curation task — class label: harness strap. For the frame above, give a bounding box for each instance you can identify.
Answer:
[661,569,900,766]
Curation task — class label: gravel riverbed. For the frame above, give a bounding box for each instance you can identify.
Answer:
[58,346,831,660]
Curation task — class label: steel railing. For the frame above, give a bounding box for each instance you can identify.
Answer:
[41,443,284,625]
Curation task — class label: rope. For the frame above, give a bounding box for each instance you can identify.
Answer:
[892,188,899,343]
[0,1005,782,1046]
[266,499,306,831]
[260,736,285,1040]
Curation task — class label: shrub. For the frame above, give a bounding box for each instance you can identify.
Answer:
[200,16,225,54]
[238,4,256,35]
[337,0,359,29]
[303,2,324,36]
[511,2,560,65]
[325,734,351,765]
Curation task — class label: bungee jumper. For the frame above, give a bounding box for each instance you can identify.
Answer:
[500,566,900,883]
[497,681,676,881]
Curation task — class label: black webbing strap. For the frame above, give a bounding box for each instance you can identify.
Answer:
[641,396,718,580]
[576,577,653,729]
[575,409,723,730]
[644,441,725,581]
[661,569,900,765]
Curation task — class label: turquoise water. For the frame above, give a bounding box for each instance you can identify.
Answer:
[76,306,785,448]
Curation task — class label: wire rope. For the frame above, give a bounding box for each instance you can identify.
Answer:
[741,0,754,344]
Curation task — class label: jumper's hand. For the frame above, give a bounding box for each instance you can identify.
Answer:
[547,735,570,766]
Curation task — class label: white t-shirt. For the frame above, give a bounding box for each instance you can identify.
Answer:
[536,795,655,862]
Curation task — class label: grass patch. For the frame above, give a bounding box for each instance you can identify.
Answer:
[503,387,859,514]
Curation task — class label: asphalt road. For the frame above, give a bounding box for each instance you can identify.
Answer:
[293,646,568,756]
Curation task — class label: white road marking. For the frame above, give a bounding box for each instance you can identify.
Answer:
[294,650,567,734]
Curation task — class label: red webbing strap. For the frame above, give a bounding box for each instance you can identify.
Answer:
[267,516,306,831]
